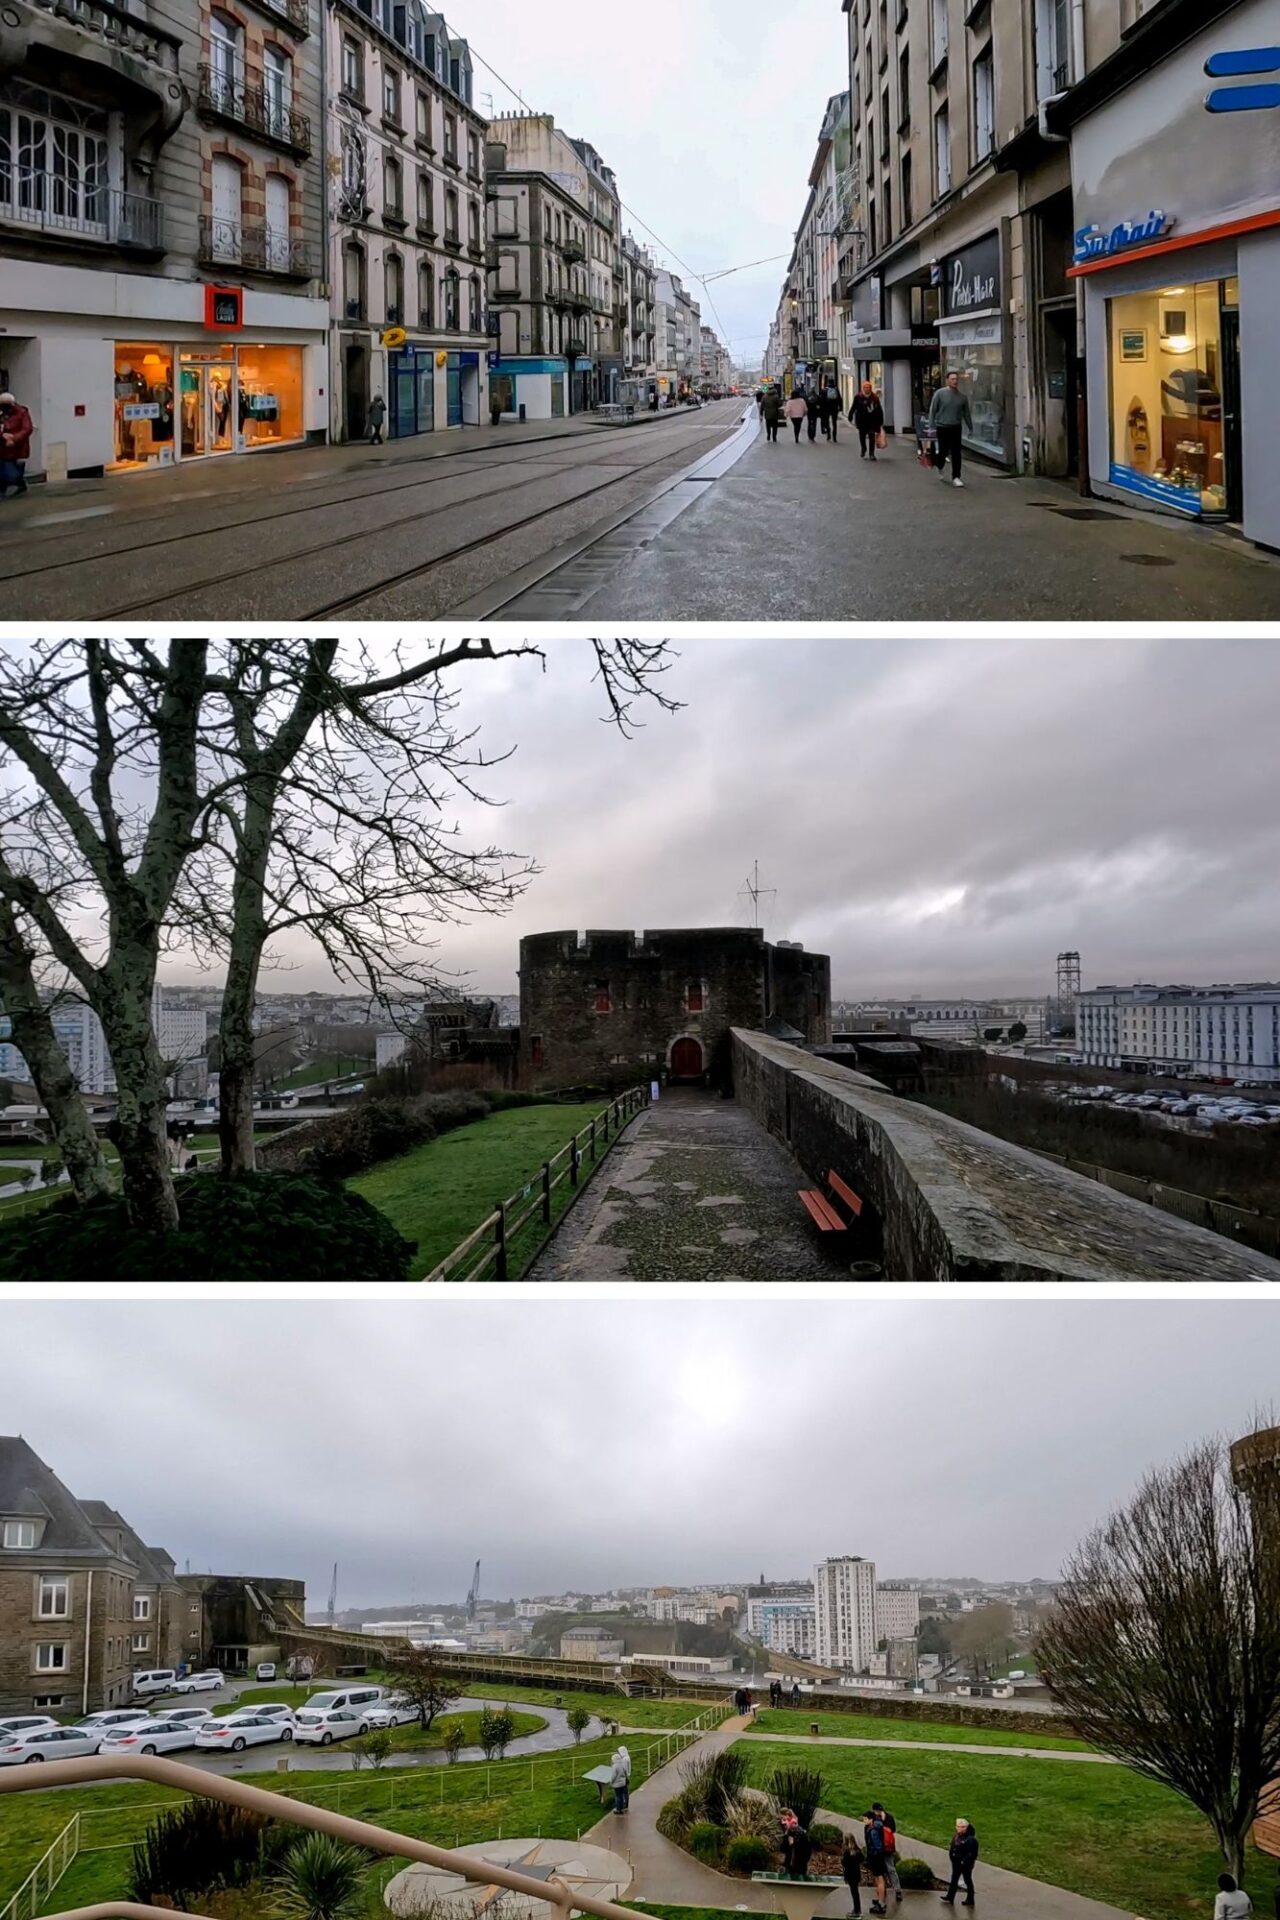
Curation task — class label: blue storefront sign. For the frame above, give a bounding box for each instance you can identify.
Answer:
[1109,463,1203,515]
[1073,211,1174,266]
[1204,45,1280,112]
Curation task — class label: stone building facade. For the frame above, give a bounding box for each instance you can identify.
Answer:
[179,1571,307,1670]
[517,927,831,1089]
[1,0,328,481]
[328,1,489,442]
[0,1436,184,1715]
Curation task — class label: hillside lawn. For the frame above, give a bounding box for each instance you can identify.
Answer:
[736,1739,1268,1920]
[746,1707,1091,1750]
[0,1731,688,1915]
[460,1681,715,1729]
[347,1101,618,1279]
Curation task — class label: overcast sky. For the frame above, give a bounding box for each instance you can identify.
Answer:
[3,1298,1272,1605]
[458,0,846,367]
[155,635,1280,1003]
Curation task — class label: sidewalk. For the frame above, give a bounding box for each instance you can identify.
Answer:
[740,1731,1118,1765]
[583,1721,1135,1920]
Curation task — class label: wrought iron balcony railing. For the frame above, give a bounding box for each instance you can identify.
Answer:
[0,168,164,251]
[198,215,313,276]
[197,63,312,151]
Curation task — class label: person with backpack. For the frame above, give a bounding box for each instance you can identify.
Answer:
[864,1811,889,1915]
[842,1833,866,1917]
[805,384,821,442]
[873,1805,903,1905]
[941,1819,979,1907]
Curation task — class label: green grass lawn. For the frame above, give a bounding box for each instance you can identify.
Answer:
[461,1681,715,1729]
[278,1055,367,1089]
[383,1708,545,1753]
[746,1708,1090,1751]
[348,1102,618,1279]
[0,1730,687,1915]
[736,1739,1267,1920]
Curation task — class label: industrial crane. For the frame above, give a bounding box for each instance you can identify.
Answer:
[465,1560,481,1620]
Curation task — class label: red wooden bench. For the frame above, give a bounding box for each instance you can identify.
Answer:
[798,1168,864,1233]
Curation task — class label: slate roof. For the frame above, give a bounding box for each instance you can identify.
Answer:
[0,1436,122,1562]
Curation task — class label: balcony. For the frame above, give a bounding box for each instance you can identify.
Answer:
[14,0,185,161]
[197,63,312,154]
[561,241,585,265]
[1,170,165,254]
[253,0,309,32]
[197,216,314,277]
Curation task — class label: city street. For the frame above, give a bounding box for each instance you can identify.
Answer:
[5,396,1275,620]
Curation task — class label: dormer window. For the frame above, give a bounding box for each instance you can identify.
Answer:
[3,1519,37,1549]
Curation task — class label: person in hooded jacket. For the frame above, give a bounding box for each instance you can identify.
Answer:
[617,1743,631,1810]
[941,1819,979,1906]
[850,383,885,460]
[610,1749,629,1815]
[762,386,783,443]
[0,392,34,497]
[805,385,820,442]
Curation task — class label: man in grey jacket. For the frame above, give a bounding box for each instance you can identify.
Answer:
[928,372,972,487]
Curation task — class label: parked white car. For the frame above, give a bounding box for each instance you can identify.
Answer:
[0,1724,105,1765]
[195,1711,293,1753]
[0,1716,59,1737]
[256,1662,277,1681]
[362,1695,417,1729]
[293,1705,372,1745]
[235,1702,295,1724]
[172,1670,225,1694]
[74,1711,155,1741]
[99,1718,201,1756]
[156,1707,215,1729]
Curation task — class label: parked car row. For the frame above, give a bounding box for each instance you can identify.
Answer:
[1043,1082,1280,1126]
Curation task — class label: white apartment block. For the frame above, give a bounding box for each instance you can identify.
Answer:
[0,986,205,1096]
[875,1582,920,1640]
[746,1596,817,1656]
[814,1556,877,1669]
[1076,985,1280,1085]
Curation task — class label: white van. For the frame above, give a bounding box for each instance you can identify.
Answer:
[132,1670,179,1696]
[302,1685,384,1715]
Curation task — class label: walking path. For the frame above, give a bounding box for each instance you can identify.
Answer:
[525,1091,847,1281]
[583,1721,1134,1920]
[632,1728,1117,1765]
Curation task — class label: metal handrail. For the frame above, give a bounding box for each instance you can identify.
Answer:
[0,1756,660,1920]
[0,1812,79,1920]
[424,1084,649,1282]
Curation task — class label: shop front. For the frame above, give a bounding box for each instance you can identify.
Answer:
[388,345,436,439]
[936,231,1011,465]
[1067,0,1280,547]
[488,356,569,420]
[111,338,307,471]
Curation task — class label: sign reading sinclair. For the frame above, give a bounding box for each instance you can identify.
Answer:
[1072,210,1175,266]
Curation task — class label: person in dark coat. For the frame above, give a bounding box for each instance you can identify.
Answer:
[864,1811,888,1915]
[842,1835,865,1917]
[851,382,885,460]
[761,386,783,443]
[805,385,820,442]
[0,392,34,497]
[366,392,387,444]
[789,1823,813,1881]
[941,1819,978,1907]
[823,382,842,442]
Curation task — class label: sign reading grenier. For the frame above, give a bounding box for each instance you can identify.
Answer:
[941,232,1001,317]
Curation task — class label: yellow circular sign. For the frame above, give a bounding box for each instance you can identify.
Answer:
[381,326,407,349]
[436,350,448,367]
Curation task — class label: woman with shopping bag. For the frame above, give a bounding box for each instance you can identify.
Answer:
[849,382,885,461]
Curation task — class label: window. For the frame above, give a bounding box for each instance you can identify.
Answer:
[930,0,948,63]
[416,169,433,230]
[1035,0,1071,98]
[132,1593,151,1621]
[131,1632,150,1653]
[467,130,480,175]
[38,1576,68,1617]
[36,1643,68,1671]
[899,45,910,129]
[443,111,457,162]
[418,261,434,325]
[444,269,459,328]
[687,983,704,1013]
[444,186,458,241]
[383,153,402,218]
[342,240,365,319]
[934,102,951,194]
[879,86,890,160]
[384,250,403,322]
[33,1696,66,1709]
[468,272,481,331]
[593,983,612,1014]
[530,1037,544,1069]
[972,44,994,160]
[467,197,479,247]
[416,90,432,144]
[340,35,363,101]
[209,13,243,107]
[265,173,290,269]
[263,45,290,139]
[3,1520,36,1549]
[900,150,913,226]
[383,65,401,122]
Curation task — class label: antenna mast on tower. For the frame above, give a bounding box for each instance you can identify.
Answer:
[738,860,776,931]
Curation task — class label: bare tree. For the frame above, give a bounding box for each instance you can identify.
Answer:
[948,1602,1015,1679]
[379,1644,461,1731]
[0,901,111,1201]
[1035,1426,1280,1880]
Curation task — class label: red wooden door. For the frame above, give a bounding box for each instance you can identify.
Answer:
[670,1037,704,1080]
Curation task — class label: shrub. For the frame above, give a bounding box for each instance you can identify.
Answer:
[566,1705,591,1744]
[723,1793,778,1844]
[810,1822,844,1852]
[896,1859,936,1890]
[726,1836,773,1874]
[262,1089,493,1180]
[0,1173,415,1282]
[128,1800,273,1905]
[442,1721,467,1762]
[656,1794,696,1845]
[766,1767,825,1832]
[678,1746,750,1824]
[478,1705,516,1759]
[273,1832,369,1920]
[687,1821,725,1865]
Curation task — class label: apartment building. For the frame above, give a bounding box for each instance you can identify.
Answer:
[746,1596,818,1656]
[570,136,624,403]
[0,0,328,483]
[874,1581,920,1639]
[328,4,488,441]
[774,91,854,400]
[840,0,1151,474]
[653,268,700,398]
[0,987,208,1096]
[0,1436,184,1715]
[1075,984,1280,1084]
[621,234,658,388]
[814,1555,878,1669]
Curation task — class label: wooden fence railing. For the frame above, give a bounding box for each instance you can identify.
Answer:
[423,1085,650,1282]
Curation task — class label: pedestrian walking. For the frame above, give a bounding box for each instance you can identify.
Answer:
[762,386,783,444]
[805,385,820,442]
[864,1811,889,1916]
[780,1808,800,1877]
[790,1681,801,1707]
[756,385,766,416]
[842,1835,865,1918]
[851,382,885,461]
[1215,1877,1252,1920]
[927,371,972,487]
[367,392,387,444]
[786,390,807,444]
[825,383,842,443]
[874,1806,903,1906]
[610,1749,629,1816]
[0,391,34,498]
[617,1744,632,1811]
[818,383,833,439]
[941,1819,978,1907]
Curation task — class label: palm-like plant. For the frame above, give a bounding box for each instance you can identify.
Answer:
[273,1833,367,1920]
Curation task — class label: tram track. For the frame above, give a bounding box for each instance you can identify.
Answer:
[91,415,745,621]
